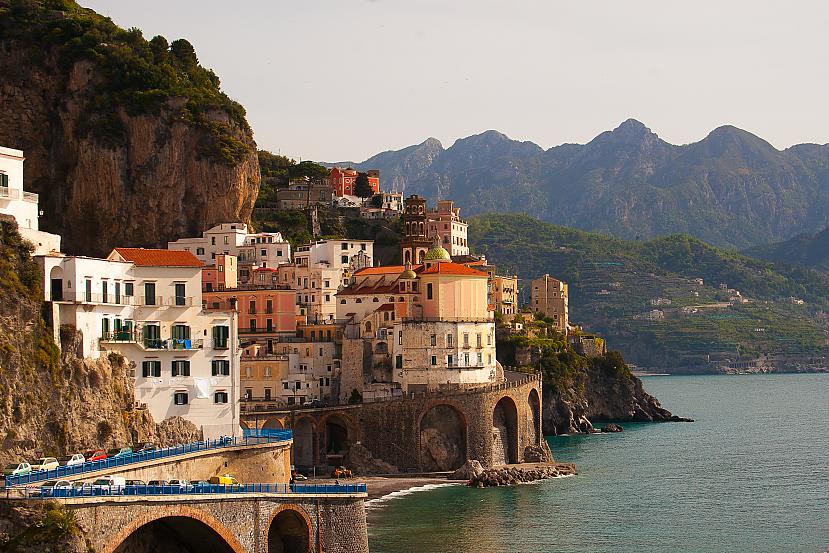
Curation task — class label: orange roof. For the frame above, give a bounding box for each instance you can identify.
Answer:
[353,265,406,276]
[113,248,203,267]
[420,262,488,276]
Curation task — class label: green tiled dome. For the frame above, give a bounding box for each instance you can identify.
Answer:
[424,245,451,261]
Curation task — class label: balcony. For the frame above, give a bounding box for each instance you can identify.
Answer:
[0,187,20,200]
[212,339,229,350]
[135,296,165,307]
[57,293,134,306]
[22,191,38,203]
[168,338,204,350]
[167,296,195,307]
[100,331,137,344]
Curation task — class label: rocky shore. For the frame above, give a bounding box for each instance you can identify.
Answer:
[449,460,577,488]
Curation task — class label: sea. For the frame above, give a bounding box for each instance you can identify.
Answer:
[366,374,829,553]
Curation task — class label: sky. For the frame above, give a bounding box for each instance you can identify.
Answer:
[83,1,829,162]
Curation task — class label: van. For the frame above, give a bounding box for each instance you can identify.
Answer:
[92,476,126,495]
[208,475,239,485]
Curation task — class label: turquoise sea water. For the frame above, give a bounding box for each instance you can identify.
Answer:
[367,374,829,553]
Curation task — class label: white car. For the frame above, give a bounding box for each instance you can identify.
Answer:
[31,457,59,471]
[167,479,194,492]
[39,479,73,497]
[58,454,85,467]
[91,476,126,495]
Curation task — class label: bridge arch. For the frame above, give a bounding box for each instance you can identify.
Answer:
[418,401,468,471]
[263,417,285,430]
[104,506,245,553]
[293,415,317,469]
[266,504,313,553]
[319,412,358,466]
[493,395,519,465]
[528,388,541,446]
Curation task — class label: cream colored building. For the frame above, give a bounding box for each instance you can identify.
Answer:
[0,146,61,255]
[426,200,469,257]
[41,248,242,439]
[493,275,519,316]
[530,274,569,332]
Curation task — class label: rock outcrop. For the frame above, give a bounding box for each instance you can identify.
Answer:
[467,463,577,488]
[0,500,88,553]
[0,3,260,256]
[343,444,399,476]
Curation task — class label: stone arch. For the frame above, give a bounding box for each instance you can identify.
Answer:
[293,416,317,469]
[528,388,541,446]
[263,417,285,430]
[266,505,313,553]
[48,265,64,301]
[493,396,519,465]
[418,402,468,471]
[319,412,357,466]
[104,506,245,553]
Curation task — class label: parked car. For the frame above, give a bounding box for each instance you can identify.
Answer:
[31,457,59,472]
[83,450,107,462]
[147,479,168,487]
[168,479,194,492]
[58,454,85,467]
[72,481,93,495]
[39,480,73,497]
[134,443,157,453]
[2,462,32,478]
[191,480,211,490]
[306,399,327,408]
[292,472,308,482]
[208,475,239,485]
[92,476,126,495]
[106,447,133,459]
[124,479,146,486]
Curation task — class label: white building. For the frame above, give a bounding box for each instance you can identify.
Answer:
[0,146,61,255]
[293,239,374,287]
[167,223,291,282]
[40,248,242,439]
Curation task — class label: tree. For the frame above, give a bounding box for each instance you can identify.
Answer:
[354,172,373,198]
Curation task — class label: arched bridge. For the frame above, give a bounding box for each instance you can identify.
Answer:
[242,372,544,472]
[44,490,368,553]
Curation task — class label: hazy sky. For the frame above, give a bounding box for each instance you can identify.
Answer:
[84,1,829,162]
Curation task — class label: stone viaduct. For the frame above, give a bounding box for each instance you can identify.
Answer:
[48,492,367,553]
[242,372,543,472]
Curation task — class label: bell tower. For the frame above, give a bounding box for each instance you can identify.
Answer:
[400,195,431,265]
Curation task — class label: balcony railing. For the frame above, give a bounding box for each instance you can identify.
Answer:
[0,187,20,200]
[55,293,134,306]
[168,338,204,350]
[136,296,165,307]
[167,296,195,307]
[22,191,38,203]
[213,339,229,350]
[100,331,137,343]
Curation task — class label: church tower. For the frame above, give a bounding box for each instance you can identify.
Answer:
[400,195,431,265]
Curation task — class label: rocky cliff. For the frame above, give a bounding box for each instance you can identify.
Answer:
[0,218,199,466]
[0,1,259,256]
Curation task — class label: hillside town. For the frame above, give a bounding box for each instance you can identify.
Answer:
[0,148,570,465]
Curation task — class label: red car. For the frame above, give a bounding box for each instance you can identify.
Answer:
[83,450,106,462]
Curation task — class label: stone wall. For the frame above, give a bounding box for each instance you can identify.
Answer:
[245,373,544,472]
[53,493,368,553]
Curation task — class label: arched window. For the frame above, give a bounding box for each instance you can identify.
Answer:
[340,299,346,304]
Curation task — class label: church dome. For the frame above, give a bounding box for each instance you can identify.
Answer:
[400,267,418,279]
[424,245,451,261]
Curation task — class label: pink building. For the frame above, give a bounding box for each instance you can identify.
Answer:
[202,254,237,292]
[426,200,469,256]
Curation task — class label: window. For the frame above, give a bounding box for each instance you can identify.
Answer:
[324,280,330,288]
[244,388,252,400]
[447,334,453,347]
[124,282,134,297]
[430,334,437,346]
[427,283,433,300]
[341,255,349,264]
[264,366,272,378]
[244,366,252,378]
[266,299,273,314]
[477,353,483,366]
[101,281,108,303]
[174,392,189,405]
[174,283,186,306]
[214,391,228,404]
[398,331,403,345]
[283,382,289,390]
[396,355,403,369]
[213,326,229,349]
[196,247,204,255]
[266,319,273,332]
[319,377,324,387]
[144,282,156,306]
[141,361,161,378]
[261,249,266,257]
[171,360,190,377]
[448,355,454,367]
[171,324,190,342]
[101,318,110,338]
[224,236,229,245]
[341,243,348,250]
[264,388,272,400]
[211,360,231,376]
[463,333,469,347]
[487,334,493,345]
[464,353,470,365]
[115,282,121,304]
[211,237,216,245]
[477,333,482,348]
[431,355,437,366]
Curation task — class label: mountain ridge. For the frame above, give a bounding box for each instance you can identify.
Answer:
[336,120,829,249]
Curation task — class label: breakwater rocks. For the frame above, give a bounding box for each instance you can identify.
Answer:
[450,461,578,488]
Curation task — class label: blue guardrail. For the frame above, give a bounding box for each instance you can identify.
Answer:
[4,429,293,487]
[29,482,367,498]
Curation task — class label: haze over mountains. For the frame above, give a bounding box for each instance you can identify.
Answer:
[338,120,829,250]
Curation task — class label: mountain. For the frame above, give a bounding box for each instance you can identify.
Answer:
[746,226,829,271]
[469,212,829,371]
[346,120,829,249]
[0,0,259,256]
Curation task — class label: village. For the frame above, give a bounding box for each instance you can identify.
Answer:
[0,145,574,476]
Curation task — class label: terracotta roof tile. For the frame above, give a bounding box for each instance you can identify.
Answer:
[353,265,406,275]
[113,248,203,267]
[419,262,488,276]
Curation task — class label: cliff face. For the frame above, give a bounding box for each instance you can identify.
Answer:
[0,3,260,256]
[542,361,685,435]
[0,219,199,466]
